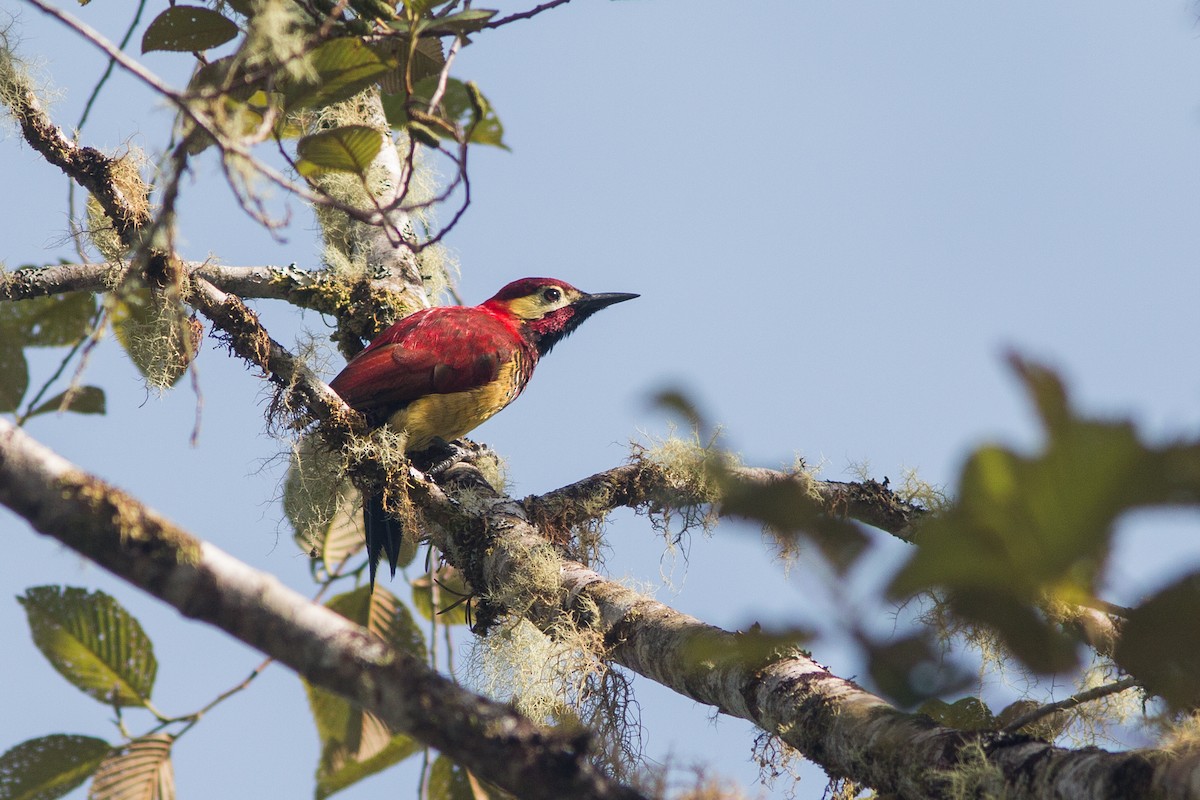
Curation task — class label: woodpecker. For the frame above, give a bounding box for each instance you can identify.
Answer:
[330,277,637,587]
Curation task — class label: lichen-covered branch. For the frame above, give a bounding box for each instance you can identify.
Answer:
[0,418,647,800]
[424,462,1200,800]
[524,461,924,541]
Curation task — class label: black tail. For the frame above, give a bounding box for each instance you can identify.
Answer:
[363,491,404,590]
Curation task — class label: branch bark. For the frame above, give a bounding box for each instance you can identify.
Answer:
[0,418,646,800]
[425,462,1200,800]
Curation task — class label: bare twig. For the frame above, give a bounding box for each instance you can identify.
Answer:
[1001,677,1140,733]
[484,0,575,29]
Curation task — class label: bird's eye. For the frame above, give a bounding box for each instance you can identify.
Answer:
[542,287,562,303]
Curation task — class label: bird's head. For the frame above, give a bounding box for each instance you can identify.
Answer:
[482,277,638,356]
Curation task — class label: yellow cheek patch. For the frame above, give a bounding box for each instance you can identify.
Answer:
[502,288,580,320]
[387,358,526,451]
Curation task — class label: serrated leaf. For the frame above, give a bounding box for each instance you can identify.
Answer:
[26,386,107,420]
[411,567,471,626]
[19,586,157,707]
[0,290,96,347]
[0,341,29,413]
[88,735,174,800]
[141,6,239,53]
[296,126,383,177]
[282,38,393,112]
[304,587,423,798]
[0,734,111,800]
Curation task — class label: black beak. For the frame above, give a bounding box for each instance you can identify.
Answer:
[574,291,639,315]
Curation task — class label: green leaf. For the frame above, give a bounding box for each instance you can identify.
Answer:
[864,633,971,709]
[420,9,497,37]
[25,386,107,420]
[108,286,196,390]
[0,290,96,347]
[304,587,424,798]
[282,38,394,112]
[296,126,383,177]
[0,734,111,800]
[427,756,504,800]
[19,586,157,707]
[1115,573,1200,710]
[89,735,174,800]
[412,567,471,626]
[141,6,239,53]
[379,36,444,95]
[0,341,29,413]
[284,435,366,573]
[381,77,506,148]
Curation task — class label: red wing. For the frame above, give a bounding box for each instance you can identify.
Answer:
[329,307,523,421]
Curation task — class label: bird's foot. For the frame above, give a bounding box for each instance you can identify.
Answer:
[411,437,469,476]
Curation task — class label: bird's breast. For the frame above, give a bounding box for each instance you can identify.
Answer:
[388,350,533,451]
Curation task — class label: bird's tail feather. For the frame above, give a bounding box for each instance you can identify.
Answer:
[363,491,404,590]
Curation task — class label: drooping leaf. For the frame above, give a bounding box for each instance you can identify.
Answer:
[284,434,366,572]
[25,386,107,420]
[304,587,424,798]
[296,126,383,177]
[379,36,444,95]
[282,38,393,112]
[88,735,174,800]
[412,567,471,626]
[0,734,111,800]
[108,286,197,390]
[1115,573,1200,710]
[19,586,157,707]
[0,341,28,413]
[141,6,239,53]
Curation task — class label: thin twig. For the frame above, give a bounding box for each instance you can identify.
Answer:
[1001,677,1140,733]
[484,0,574,29]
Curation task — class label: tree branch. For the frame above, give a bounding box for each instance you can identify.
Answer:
[1001,677,1140,734]
[423,462,1200,800]
[0,418,647,800]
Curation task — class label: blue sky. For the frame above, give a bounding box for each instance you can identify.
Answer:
[2,1,1199,797]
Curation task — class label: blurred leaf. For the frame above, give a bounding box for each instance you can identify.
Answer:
[1115,573,1200,710]
[282,38,393,112]
[682,626,810,670]
[0,290,96,347]
[141,6,239,53]
[918,696,995,731]
[0,341,29,413]
[412,567,471,625]
[224,0,256,17]
[296,126,383,177]
[889,356,1200,674]
[719,472,869,573]
[19,586,157,707]
[381,77,506,148]
[305,587,423,798]
[26,386,107,420]
[427,756,505,800]
[865,634,971,709]
[89,735,174,800]
[0,734,111,800]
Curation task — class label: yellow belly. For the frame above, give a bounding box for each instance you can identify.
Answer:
[387,358,524,451]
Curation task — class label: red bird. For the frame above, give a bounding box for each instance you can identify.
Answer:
[330,277,637,586]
